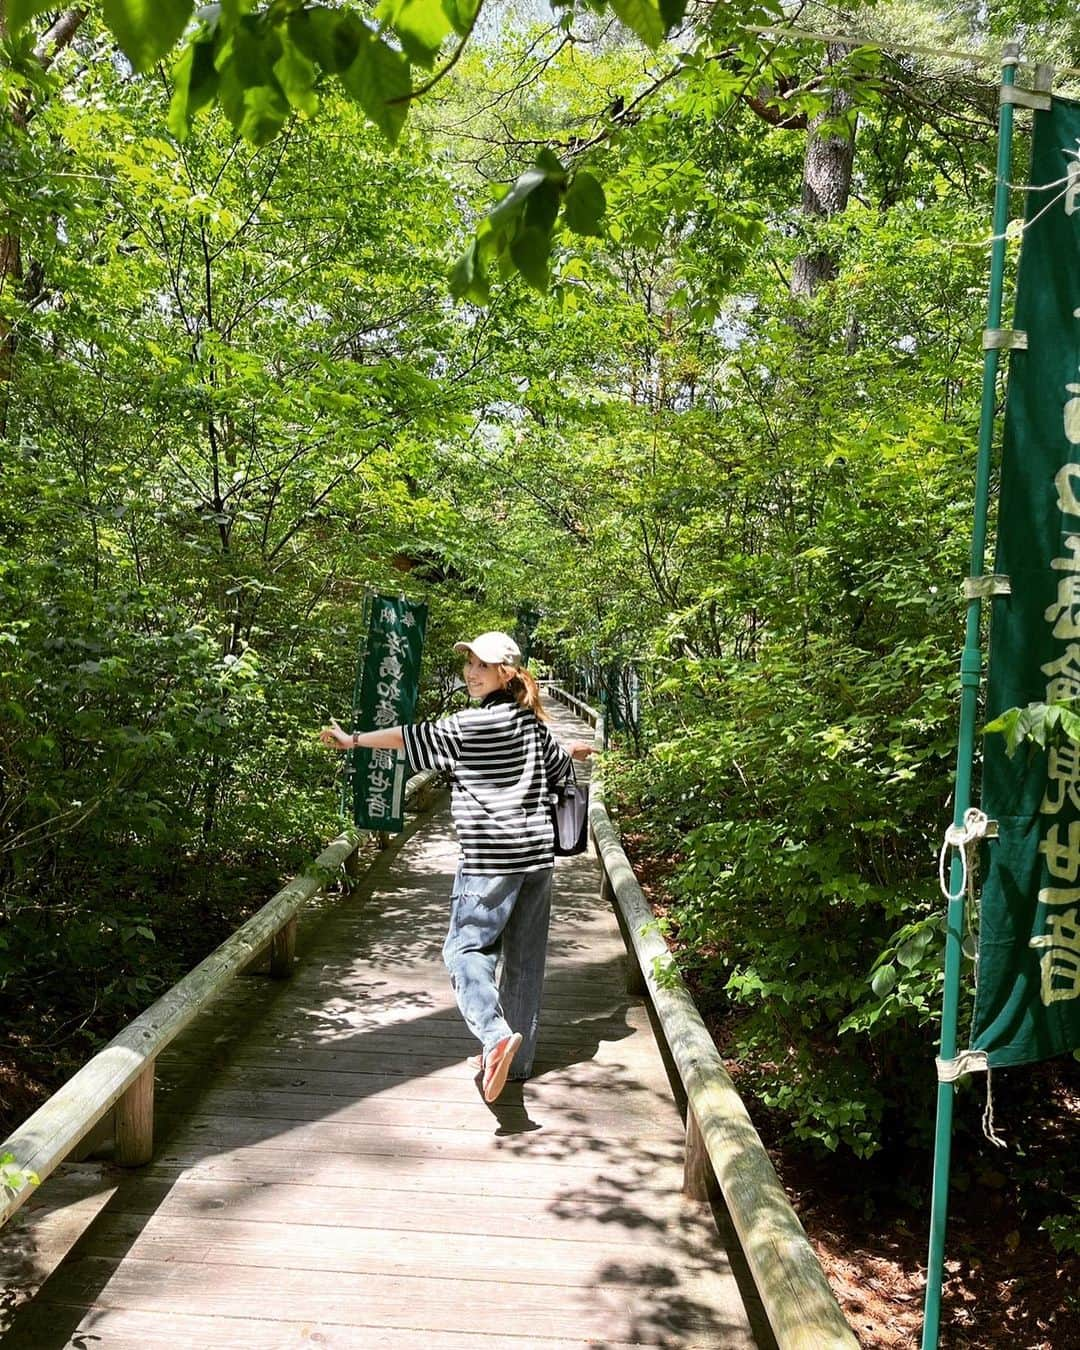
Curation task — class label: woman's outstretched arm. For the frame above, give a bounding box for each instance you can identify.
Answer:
[319,718,406,752]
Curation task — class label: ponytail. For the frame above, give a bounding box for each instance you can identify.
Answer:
[503,666,548,720]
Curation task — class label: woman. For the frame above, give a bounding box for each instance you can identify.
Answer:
[321,631,594,1102]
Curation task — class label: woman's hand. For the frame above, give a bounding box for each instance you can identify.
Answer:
[568,740,596,761]
[319,717,353,751]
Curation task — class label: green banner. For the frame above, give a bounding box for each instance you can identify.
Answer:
[344,593,427,832]
[974,95,1080,1066]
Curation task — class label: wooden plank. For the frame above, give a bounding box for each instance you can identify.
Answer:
[174,1059,668,1110]
[155,1045,650,1091]
[0,774,440,1226]
[156,1111,684,1171]
[22,1256,742,1342]
[31,1171,716,1247]
[2,1302,646,1350]
[139,1152,675,1203]
[164,1085,676,1138]
[236,1017,641,1058]
[60,1211,726,1290]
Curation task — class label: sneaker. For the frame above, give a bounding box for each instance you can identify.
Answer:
[482,1032,523,1103]
[466,1053,482,1071]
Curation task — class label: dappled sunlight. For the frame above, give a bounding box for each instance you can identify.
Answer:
[2,701,756,1347]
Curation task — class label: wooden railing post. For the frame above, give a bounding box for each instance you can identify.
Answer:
[114,1061,154,1167]
[269,915,297,978]
[684,1104,717,1203]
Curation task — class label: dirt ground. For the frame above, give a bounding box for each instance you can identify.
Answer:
[766,1068,1078,1350]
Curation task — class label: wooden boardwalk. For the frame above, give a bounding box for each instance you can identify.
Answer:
[1,703,762,1349]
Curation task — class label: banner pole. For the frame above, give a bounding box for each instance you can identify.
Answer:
[920,41,1019,1350]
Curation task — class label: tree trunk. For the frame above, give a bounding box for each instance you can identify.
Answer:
[790,44,856,299]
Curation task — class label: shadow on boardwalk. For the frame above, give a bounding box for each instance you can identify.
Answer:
[2,705,764,1348]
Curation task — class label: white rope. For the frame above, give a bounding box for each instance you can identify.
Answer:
[982,1067,1008,1148]
[936,808,1009,1147]
[939,807,990,903]
[935,1049,988,1081]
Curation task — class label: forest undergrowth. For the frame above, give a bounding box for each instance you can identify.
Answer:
[622,826,1079,1350]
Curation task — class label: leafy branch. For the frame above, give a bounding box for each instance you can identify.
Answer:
[984,699,1080,758]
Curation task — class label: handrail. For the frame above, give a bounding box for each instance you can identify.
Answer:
[546,685,858,1350]
[0,768,442,1229]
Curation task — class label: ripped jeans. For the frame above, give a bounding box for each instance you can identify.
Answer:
[442,866,554,1079]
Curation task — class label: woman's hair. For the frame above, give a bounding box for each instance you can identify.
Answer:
[502,665,548,720]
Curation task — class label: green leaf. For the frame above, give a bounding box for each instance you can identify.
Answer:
[239,81,292,145]
[377,0,453,70]
[984,706,1022,757]
[510,224,550,291]
[535,147,567,178]
[167,38,219,139]
[288,6,363,74]
[340,29,411,144]
[449,239,490,304]
[896,938,923,969]
[273,33,319,115]
[524,180,560,234]
[442,0,481,38]
[563,171,606,236]
[658,0,689,28]
[489,166,553,230]
[216,17,281,85]
[871,964,897,997]
[607,0,665,50]
[102,0,195,73]
[6,0,55,33]
[213,22,290,144]
[1059,705,1080,745]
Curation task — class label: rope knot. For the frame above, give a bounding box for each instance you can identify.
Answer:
[938,808,990,903]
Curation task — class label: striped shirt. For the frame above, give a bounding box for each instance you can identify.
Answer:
[402,691,575,875]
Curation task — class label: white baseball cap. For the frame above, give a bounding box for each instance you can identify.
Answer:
[453,631,521,666]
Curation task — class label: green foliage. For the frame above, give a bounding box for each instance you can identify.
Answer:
[5,0,55,33]
[9,0,790,296]
[984,699,1080,757]
[101,0,194,73]
[1041,1198,1080,1256]
[5,0,1070,1185]
[0,1152,39,1199]
[0,31,487,1050]
[451,151,608,299]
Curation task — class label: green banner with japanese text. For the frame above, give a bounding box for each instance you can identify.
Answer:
[344,594,427,833]
[973,96,1080,1066]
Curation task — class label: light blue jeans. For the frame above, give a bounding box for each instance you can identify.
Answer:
[442,866,554,1080]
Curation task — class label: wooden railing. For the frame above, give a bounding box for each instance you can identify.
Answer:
[546,685,859,1350]
[0,768,442,1230]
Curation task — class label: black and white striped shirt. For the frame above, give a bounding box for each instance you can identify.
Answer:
[402,691,574,875]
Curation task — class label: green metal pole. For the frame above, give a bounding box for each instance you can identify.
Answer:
[920,42,1019,1350]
